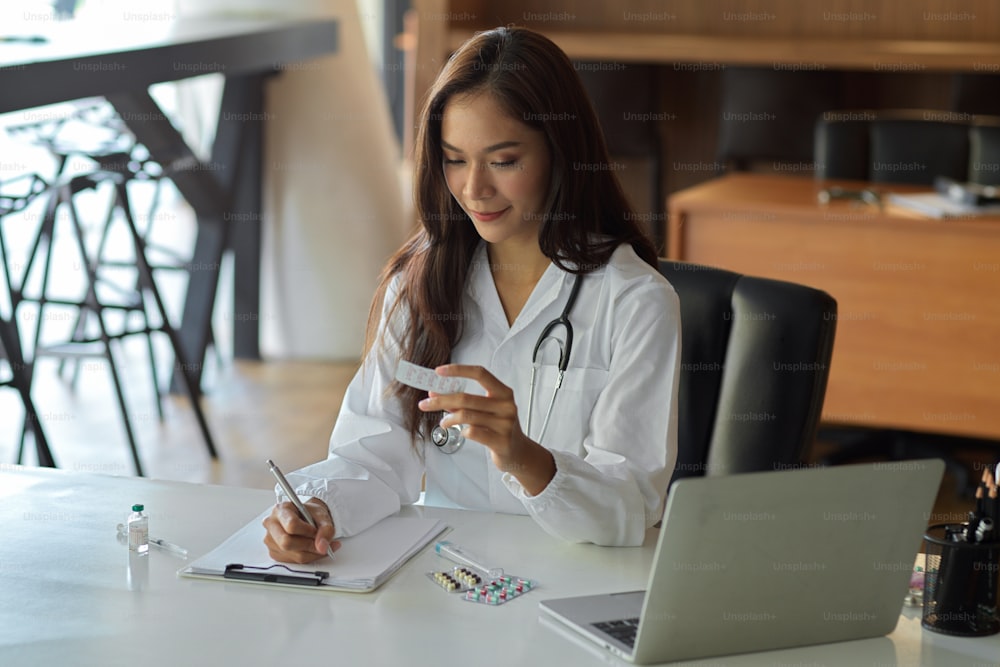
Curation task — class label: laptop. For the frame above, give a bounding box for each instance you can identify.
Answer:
[539,459,945,664]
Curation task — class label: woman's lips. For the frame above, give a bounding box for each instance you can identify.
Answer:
[468,206,510,222]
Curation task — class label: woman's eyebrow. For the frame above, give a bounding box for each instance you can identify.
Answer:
[441,140,522,154]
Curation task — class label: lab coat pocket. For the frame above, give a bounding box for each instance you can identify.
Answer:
[528,365,609,454]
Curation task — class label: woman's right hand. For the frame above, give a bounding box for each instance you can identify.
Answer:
[262,497,341,564]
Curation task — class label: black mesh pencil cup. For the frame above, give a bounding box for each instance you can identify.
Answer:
[922,523,999,636]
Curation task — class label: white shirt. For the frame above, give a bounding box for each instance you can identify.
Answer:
[287,242,680,546]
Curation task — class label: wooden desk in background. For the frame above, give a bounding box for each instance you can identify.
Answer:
[667,173,1000,441]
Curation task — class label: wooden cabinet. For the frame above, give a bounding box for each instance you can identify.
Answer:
[668,173,1000,440]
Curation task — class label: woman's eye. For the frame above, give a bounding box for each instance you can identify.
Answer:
[491,160,517,168]
[443,158,465,166]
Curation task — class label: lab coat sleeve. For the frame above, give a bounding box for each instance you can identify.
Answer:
[278,279,425,538]
[504,279,680,546]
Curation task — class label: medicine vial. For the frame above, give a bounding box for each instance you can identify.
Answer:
[127,504,149,554]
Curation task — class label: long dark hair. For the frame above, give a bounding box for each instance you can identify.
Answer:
[365,26,657,444]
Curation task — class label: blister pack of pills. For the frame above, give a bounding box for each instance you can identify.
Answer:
[427,566,536,606]
[427,567,485,592]
[461,574,535,606]
[395,360,467,394]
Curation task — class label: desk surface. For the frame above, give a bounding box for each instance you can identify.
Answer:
[2,466,999,666]
[667,174,1000,225]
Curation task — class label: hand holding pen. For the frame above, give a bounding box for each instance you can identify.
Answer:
[262,459,341,564]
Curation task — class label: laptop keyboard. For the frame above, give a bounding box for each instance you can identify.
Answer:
[593,617,640,648]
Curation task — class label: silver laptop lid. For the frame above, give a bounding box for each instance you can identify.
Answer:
[631,460,945,664]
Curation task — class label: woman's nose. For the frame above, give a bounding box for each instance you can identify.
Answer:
[463,163,495,200]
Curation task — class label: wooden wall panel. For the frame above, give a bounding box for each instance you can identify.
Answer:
[442,1,1000,40]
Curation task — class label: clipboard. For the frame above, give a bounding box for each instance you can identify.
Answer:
[180,510,448,592]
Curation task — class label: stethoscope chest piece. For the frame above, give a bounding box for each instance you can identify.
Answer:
[432,273,584,454]
[431,424,465,454]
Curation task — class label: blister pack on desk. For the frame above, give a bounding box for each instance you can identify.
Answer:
[461,574,536,606]
[427,566,536,606]
[427,566,484,592]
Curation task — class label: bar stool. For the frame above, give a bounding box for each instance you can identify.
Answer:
[0,173,55,467]
[5,100,222,474]
[8,101,224,401]
[15,168,219,475]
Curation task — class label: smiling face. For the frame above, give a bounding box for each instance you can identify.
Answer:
[440,91,552,253]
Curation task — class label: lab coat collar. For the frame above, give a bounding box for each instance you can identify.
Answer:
[466,242,573,339]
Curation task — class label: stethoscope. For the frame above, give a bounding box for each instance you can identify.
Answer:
[432,273,583,454]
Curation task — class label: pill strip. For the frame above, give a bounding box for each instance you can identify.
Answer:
[426,567,484,593]
[395,360,467,394]
[462,575,535,606]
[427,567,537,606]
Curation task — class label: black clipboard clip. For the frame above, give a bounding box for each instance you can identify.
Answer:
[224,563,329,586]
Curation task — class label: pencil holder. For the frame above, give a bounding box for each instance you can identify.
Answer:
[922,523,1000,636]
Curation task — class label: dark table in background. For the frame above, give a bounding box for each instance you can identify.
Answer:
[0,15,339,391]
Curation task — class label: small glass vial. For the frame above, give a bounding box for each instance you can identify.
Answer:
[127,504,148,554]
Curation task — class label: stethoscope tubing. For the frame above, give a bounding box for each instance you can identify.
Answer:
[527,273,582,442]
[434,272,584,454]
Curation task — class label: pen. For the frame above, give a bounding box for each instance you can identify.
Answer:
[435,540,503,579]
[116,524,188,556]
[266,458,337,560]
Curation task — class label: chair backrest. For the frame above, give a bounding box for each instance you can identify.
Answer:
[814,109,1000,185]
[657,260,837,487]
[716,67,845,171]
[969,118,1000,185]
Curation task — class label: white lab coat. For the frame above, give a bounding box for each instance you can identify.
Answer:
[286,242,681,546]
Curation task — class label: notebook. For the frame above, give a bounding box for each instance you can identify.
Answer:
[181,510,447,592]
[539,460,945,664]
[886,191,1000,218]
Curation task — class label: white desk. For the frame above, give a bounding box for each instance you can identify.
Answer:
[2,466,998,666]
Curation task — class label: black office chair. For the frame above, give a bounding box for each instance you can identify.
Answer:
[814,109,972,185]
[950,73,1000,117]
[657,260,837,486]
[716,67,845,172]
[969,118,1000,186]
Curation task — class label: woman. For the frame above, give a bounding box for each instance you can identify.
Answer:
[264,26,680,562]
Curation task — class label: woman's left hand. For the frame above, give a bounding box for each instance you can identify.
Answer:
[418,364,555,495]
